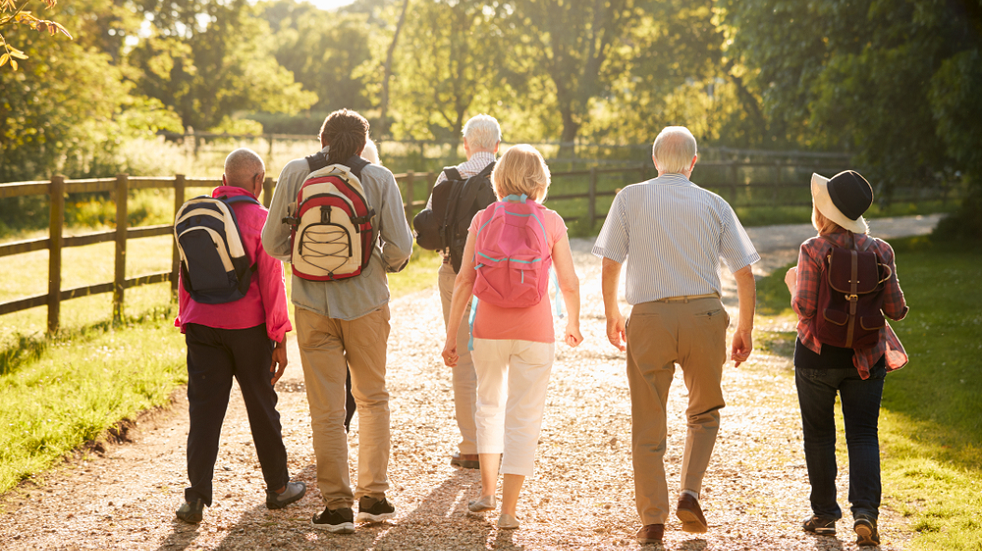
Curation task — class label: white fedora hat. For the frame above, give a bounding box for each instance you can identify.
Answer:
[811,170,873,234]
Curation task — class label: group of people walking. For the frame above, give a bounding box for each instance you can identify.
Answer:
[172,110,908,547]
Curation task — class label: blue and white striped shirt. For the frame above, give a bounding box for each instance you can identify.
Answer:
[592,173,760,305]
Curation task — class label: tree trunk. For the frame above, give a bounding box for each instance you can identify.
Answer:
[378,0,410,138]
[558,108,580,160]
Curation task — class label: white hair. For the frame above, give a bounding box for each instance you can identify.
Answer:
[652,126,697,174]
[462,114,501,150]
[223,148,265,188]
[362,138,380,164]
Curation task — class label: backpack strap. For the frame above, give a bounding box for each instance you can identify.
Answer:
[222,195,261,207]
[443,167,464,182]
[216,194,260,283]
[457,161,497,212]
[345,154,370,178]
[305,151,330,172]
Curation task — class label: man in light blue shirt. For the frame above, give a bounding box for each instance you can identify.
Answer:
[593,126,758,544]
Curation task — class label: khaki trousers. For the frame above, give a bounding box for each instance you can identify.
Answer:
[439,261,478,455]
[626,297,729,525]
[296,305,391,509]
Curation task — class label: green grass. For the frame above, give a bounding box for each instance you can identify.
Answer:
[754,235,982,550]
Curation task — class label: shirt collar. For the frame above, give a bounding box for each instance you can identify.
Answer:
[651,173,694,186]
[213,185,257,200]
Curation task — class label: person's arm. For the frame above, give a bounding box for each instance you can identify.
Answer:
[601,256,626,351]
[375,169,414,272]
[442,231,478,366]
[254,220,292,384]
[879,241,909,321]
[731,264,756,367]
[551,233,583,347]
[791,244,820,321]
[261,162,300,262]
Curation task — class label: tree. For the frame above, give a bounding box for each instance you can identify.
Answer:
[0,0,71,69]
[128,0,316,131]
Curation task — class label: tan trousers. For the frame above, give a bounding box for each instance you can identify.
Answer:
[626,297,729,525]
[439,261,478,455]
[296,305,391,509]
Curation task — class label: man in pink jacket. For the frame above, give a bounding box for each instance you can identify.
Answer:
[173,148,305,523]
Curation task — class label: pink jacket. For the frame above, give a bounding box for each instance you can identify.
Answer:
[175,186,292,342]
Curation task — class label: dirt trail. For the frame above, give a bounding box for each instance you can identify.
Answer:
[0,215,940,550]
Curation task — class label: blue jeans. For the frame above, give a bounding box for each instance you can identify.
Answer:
[794,342,885,520]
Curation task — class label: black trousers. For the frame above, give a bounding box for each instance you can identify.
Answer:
[184,323,290,505]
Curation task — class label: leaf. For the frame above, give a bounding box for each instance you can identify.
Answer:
[0,53,8,67]
[10,47,27,59]
[10,57,17,70]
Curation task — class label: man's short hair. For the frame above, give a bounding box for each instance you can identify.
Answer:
[652,126,698,174]
[463,114,501,150]
[492,144,551,203]
[224,148,265,189]
[320,109,370,165]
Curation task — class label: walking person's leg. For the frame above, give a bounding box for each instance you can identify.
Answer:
[625,303,678,529]
[470,338,510,507]
[440,262,479,462]
[840,359,885,546]
[296,307,355,529]
[182,324,236,521]
[795,365,845,522]
[227,324,303,508]
[675,299,728,532]
[344,368,356,432]
[498,340,555,527]
[341,305,394,519]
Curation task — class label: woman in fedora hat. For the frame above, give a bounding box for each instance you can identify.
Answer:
[783,170,909,546]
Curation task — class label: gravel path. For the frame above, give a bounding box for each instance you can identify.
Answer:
[0,215,941,550]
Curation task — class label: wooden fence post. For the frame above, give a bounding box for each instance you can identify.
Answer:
[266,134,274,162]
[113,173,129,322]
[172,174,186,294]
[404,171,415,223]
[263,176,274,208]
[47,175,65,334]
[588,167,598,228]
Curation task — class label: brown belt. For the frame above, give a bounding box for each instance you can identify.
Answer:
[651,292,720,303]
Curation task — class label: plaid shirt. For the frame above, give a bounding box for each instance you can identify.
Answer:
[792,232,909,378]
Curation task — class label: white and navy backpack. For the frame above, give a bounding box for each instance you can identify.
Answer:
[281,153,377,281]
[174,195,259,304]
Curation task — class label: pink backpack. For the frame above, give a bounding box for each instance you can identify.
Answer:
[472,194,552,308]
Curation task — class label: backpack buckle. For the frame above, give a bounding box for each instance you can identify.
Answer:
[845,294,859,302]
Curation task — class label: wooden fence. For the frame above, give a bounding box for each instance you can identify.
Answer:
[0,160,958,333]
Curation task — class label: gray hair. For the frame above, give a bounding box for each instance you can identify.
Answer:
[223,148,265,188]
[462,114,501,150]
[362,138,380,164]
[652,126,697,174]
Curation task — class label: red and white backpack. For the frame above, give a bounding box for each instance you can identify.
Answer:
[282,153,376,281]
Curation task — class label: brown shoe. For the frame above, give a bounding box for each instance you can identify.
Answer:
[636,524,664,544]
[450,452,480,469]
[676,493,708,533]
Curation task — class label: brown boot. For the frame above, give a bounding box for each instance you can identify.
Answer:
[676,493,708,533]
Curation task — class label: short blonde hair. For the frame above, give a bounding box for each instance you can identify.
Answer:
[492,145,551,203]
[652,126,697,174]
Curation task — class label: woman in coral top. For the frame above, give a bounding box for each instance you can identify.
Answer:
[442,144,583,530]
[784,170,908,547]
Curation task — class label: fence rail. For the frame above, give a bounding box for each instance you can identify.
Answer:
[0,160,959,332]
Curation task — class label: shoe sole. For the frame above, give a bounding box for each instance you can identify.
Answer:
[356,512,396,523]
[677,508,708,533]
[450,460,480,469]
[636,537,663,544]
[266,490,306,510]
[310,518,355,534]
[855,524,878,546]
[176,514,202,524]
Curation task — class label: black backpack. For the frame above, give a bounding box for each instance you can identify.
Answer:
[413,161,496,272]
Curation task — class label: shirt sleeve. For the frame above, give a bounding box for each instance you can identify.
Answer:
[591,192,629,262]
[375,167,414,273]
[877,240,909,321]
[719,203,761,273]
[261,160,303,262]
[792,240,822,321]
[255,230,292,342]
[424,170,447,210]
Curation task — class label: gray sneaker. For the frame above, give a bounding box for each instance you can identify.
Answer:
[266,481,306,510]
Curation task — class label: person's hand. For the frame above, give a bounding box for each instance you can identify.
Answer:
[784,266,798,295]
[731,327,753,367]
[442,334,459,367]
[564,323,583,348]
[270,340,288,385]
[606,312,626,351]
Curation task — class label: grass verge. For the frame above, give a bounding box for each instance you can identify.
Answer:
[754,235,982,550]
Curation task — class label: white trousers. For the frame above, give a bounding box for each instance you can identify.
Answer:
[471,338,555,477]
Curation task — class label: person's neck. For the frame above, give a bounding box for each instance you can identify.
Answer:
[657,169,692,179]
[466,148,494,161]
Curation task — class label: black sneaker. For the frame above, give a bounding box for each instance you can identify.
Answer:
[311,506,355,534]
[803,514,837,535]
[854,515,880,546]
[357,496,396,523]
[176,498,204,524]
[266,481,306,510]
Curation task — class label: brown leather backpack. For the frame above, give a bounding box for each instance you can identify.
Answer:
[815,234,893,349]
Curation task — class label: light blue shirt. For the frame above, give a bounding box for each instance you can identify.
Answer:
[592,173,759,304]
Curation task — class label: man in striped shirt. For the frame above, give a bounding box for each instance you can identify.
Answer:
[425,114,501,470]
[593,126,759,544]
